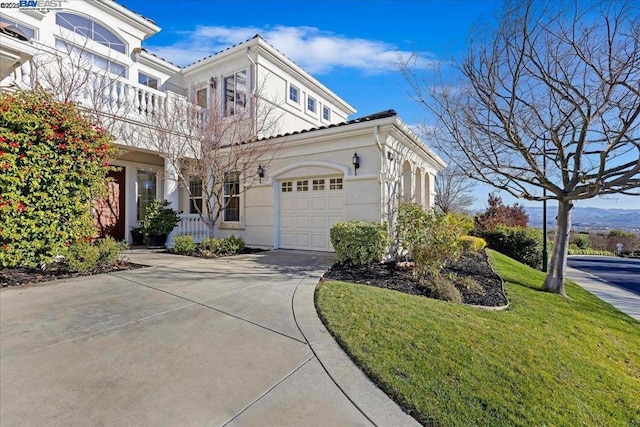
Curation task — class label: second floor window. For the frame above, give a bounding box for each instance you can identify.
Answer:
[55,39,126,76]
[289,84,299,103]
[139,73,158,90]
[56,12,126,54]
[323,105,331,121]
[196,88,208,108]
[0,16,36,40]
[307,96,316,113]
[224,70,247,116]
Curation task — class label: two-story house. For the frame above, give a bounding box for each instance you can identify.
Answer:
[1,0,445,252]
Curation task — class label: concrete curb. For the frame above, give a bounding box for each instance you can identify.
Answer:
[292,266,421,427]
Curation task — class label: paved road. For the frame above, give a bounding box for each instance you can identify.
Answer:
[567,256,640,296]
[1,250,417,426]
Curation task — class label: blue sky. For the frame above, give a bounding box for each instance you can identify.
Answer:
[121,0,638,211]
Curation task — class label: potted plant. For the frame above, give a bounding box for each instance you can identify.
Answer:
[140,200,181,248]
[130,227,144,245]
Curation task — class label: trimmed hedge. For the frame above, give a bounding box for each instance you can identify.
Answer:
[457,236,487,252]
[474,226,542,269]
[330,221,389,265]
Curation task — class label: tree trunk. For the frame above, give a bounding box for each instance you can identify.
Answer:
[543,200,573,296]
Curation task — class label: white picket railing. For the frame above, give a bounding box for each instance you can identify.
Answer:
[167,214,210,247]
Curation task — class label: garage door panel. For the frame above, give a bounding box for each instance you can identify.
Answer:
[296,216,309,229]
[280,214,295,229]
[281,198,295,211]
[311,197,326,210]
[295,234,309,247]
[279,176,344,251]
[295,197,310,210]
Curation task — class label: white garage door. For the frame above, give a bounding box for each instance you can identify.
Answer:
[279,176,344,251]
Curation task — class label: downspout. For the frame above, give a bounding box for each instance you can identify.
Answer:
[246,47,258,135]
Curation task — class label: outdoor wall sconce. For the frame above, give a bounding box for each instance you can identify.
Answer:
[257,165,265,183]
[387,151,395,161]
[352,152,360,175]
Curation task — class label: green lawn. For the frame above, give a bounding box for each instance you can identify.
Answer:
[315,250,640,426]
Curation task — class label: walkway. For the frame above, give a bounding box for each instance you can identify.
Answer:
[0,250,418,426]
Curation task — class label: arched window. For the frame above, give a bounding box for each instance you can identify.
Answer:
[56,13,126,54]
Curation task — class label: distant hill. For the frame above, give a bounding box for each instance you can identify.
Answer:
[525,207,640,232]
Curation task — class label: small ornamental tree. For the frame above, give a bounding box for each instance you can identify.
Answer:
[0,90,116,268]
[474,193,528,231]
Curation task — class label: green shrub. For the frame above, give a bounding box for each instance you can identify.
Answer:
[218,235,245,255]
[0,90,116,268]
[420,276,463,303]
[474,226,542,269]
[199,237,220,257]
[65,241,100,272]
[574,234,590,249]
[140,200,181,236]
[173,235,197,255]
[95,236,127,266]
[457,236,487,252]
[330,221,389,265]
[396,202,463,276]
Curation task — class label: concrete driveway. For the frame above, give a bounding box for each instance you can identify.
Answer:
[1,250,416,426]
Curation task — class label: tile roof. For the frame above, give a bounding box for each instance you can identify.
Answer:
[113,0,157,25]
[185,34,262,68]
[250,109,398,142]
[139,48,178,68]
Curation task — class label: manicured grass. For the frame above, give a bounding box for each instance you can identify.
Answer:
[315,250,640,426]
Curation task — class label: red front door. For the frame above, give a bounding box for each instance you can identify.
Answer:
[94,168,126,241]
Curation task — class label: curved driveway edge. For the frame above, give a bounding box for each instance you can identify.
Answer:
[1,250,418,426]
[291,267,421,427]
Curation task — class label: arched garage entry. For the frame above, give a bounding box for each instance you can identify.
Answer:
[271,161,349,251]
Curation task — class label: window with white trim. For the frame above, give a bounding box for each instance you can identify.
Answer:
[55,39,126,76]
[289,84,299,103]
[139,72,158,90]
[297,180,309,192]
[312,179,325,191]
[329,178,343,190]
[281,181,293,192]
[223,172,240,222]
[56,12,126,54]
[224,70,247,116]
[322,105,331,121]
[189,178,203,214]
[0,16,36,40]
[307,96,316,113]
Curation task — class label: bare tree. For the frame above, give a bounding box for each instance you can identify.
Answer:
[401,0,640,296]
[142,76,283,237]
[434,165,476,213]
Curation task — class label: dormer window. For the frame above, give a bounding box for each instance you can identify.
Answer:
[56,13,126,54]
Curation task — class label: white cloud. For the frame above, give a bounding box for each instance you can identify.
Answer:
[146,25,439,74]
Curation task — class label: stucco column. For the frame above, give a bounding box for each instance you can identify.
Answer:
[163,158,179,209]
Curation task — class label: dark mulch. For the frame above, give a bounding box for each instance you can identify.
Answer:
[323,250,508,307]
[1,261,146,288]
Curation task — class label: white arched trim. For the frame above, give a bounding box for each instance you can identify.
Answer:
[268,160,351,183]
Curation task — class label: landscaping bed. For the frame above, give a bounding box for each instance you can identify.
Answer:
[1,261,146,288]
[323,250,507,307]
[316,250,640,426]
